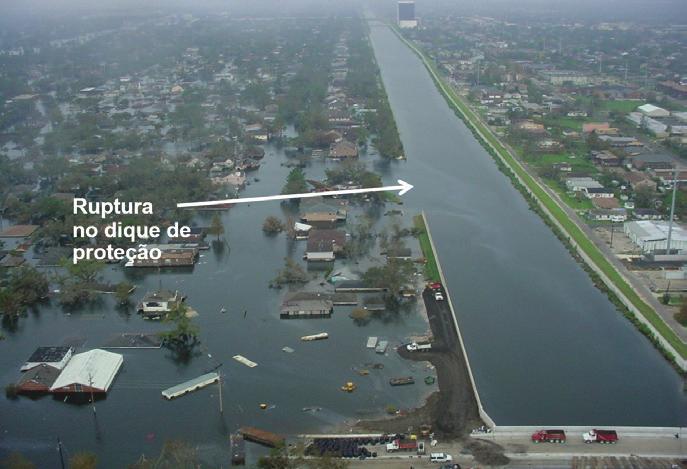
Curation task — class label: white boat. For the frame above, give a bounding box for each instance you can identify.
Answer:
[301,332,329,341]
[366,336,378,349]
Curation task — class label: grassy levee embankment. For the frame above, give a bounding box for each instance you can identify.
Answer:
[414,214,440,283]
[390,26,687,365]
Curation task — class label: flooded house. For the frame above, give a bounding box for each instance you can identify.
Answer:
[21,346,73,372]
[137,289,184,319]
[305,229,347,262]
[49,349,123,395]
[280,295,334,318]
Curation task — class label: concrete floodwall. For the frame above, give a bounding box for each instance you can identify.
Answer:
[475,425,685,439]
[421,211,495,429]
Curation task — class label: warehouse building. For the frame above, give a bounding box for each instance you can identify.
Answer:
[624,220,687,253]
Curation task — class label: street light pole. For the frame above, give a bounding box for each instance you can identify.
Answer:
[666,169,678,255]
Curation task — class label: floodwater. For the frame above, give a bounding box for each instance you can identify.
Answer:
[367,22,687,427]
[0,145,435,467]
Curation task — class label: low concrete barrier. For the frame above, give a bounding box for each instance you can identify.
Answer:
[421,211,495,428]
[476,425,685,439]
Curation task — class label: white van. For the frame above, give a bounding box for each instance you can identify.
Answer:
[430,452,453,463]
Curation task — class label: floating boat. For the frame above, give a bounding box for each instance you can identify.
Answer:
[389,376,415,386]
[233,355,258,368]
[301,332,329,341]
[341,381,357,392]
[366,336,378,349]
[220,307,227,314]
[375,340,388,354]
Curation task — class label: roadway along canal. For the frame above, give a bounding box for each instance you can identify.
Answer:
[368,21,687,426]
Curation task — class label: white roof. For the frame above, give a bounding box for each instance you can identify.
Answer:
[294,222,312,231]
[638,103,668,115]
[625,220,687,243]
[50,349,123,392]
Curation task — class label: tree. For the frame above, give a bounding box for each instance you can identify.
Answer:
[282,168,308,195]
[160,303,199,352]
[263,216,284,234]
[272,257,308,286]
[363,259,416,311]
[0,267,49,318]
[207,214,225,241]
[115,281,134,305]
[69,452,97,469]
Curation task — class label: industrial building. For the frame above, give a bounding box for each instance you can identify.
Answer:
[624,220,687,253]
[398,1,418,28]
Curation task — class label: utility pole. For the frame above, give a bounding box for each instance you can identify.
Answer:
[666,169,678,255]
[88,373,96,414]
[610,221,615,248]
[218,370,224,414]
[57,437,66,469]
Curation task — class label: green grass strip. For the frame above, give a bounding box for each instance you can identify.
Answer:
[413,214,440,283]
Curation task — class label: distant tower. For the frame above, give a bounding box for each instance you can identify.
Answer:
[398,1,418,29]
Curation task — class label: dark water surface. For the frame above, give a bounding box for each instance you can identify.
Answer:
[367,23,686,427]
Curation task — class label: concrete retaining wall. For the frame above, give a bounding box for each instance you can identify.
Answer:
[421,211,495,428]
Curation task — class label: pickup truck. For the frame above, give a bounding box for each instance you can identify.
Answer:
[583,429,618,444]
[406,342,432,352]
[531,429,566,443]
[386,439,417,452]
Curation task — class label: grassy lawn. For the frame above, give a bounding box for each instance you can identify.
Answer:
[600,100,644,113]
[393,27,687,360]
[413,214,440,283]
[542,116,584,131]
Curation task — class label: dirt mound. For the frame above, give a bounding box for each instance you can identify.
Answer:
[464,439,510,466]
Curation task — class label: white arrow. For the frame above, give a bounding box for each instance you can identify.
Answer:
[177,179,414,208]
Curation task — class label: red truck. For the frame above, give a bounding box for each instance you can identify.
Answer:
[386,439,417,452]
[531,429,566,443]
[583,429,618,444]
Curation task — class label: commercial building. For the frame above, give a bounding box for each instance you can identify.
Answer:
[624,220,687,253]
[398,1,418,28]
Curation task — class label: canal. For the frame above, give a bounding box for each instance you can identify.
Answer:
[367,22,687,426]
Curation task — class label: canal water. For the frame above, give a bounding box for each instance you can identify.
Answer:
[0,144,435,466]
[367,23,687,427]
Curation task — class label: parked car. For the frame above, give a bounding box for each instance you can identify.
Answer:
[430,452,453,463]
[434,291,444,301]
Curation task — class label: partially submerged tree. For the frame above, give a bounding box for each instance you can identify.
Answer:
[281,168,308,195]
[263,216,285,234]
[207,214,225,241]
[159,303,199,353]
[272,257,308,286]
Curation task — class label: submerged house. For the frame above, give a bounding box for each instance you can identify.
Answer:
[49,349,123,394]
[21,346,73,372]
[306,229,347,262]
[280,294,334,319]
[16,364,61,394]
[137,289,184,319]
